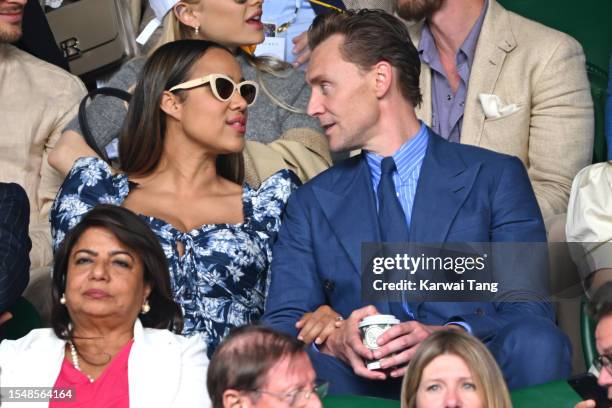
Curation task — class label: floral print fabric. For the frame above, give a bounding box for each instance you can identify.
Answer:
[51,157,300,355]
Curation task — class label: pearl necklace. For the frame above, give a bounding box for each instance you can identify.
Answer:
[68,340,95,383]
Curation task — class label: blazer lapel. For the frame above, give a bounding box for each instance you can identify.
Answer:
[461,0,517,146]
[313,156,381,275]
[14,330,65,389]
[129,320,181,407]
[410,130,481,242]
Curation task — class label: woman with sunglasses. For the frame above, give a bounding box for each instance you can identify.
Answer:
[53,0,331,189]
[50,39,300,356]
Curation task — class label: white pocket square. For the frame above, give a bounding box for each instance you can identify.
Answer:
[478,93,519,119]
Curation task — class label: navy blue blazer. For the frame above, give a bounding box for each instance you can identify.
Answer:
[0,183,31,312]
[263,128,553,343]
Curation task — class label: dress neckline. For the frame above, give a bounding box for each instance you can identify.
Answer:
[123,178,255,236]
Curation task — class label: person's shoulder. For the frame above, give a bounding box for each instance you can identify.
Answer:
[140,329,206,354]
[0,182,28,201]
[431,132,523,176]
[68,156,117,180]
[294,155,363,196]
[495,1,583,50]
[57,157,128,205]
[258,169,302,192]
[0,328,60,354]
[572,161,612,188]
[4,44,85,95]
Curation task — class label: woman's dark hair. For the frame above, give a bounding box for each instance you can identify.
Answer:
[119,39,244,183]
[308,9,423,108]
[207,325,306,408]
[51,205,183,339]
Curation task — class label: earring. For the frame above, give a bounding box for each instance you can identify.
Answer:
[60,294,66,305]
[194,26,200,36]
[141,300,151,314]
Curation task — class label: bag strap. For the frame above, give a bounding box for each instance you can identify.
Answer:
[78,87,132,163]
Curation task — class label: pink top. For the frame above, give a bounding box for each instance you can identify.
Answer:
[49,339,134,408]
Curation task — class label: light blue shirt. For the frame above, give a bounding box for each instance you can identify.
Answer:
[365,122,429,230]
[365,123,472,334]
[261,0,316,64]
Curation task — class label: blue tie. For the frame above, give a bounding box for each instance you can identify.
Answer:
[377,157,413,319]
[377,157,410,242]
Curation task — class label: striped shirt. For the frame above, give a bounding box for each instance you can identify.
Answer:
[365,122,429,231]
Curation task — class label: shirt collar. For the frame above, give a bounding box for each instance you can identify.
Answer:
[365,122,429,183]
[418,0,488,70]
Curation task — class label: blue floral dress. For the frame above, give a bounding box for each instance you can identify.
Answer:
[51,157,300,355]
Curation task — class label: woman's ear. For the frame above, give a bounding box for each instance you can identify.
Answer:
[173,2,200,31]
[142,282,152,303]
[160,90,182,121]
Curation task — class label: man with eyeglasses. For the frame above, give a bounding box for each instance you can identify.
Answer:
[207,325,326,408]
[575,284,612,407]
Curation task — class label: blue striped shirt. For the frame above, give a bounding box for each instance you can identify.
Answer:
[365,122,429,231]
[365,124,473,333]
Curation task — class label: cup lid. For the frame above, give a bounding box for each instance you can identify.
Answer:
[358,314,400,328]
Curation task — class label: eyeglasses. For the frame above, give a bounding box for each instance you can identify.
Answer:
[593,354,612,374]
[168,74,259,106]
[255,380,329,407]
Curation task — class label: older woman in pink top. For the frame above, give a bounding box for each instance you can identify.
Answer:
[0,205,210,407]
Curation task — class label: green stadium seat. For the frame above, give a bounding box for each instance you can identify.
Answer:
[2,297,41,340]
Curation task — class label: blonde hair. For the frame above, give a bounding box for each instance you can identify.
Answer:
[153,0,303,113]
[401,331,512,408]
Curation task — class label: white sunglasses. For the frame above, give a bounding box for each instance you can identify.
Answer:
[169,74,259,106]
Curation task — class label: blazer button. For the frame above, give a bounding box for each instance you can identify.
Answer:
[324,279,335,292]
[475,308,484,316]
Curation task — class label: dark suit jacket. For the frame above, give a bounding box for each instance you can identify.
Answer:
[0,183,31,312]
[263,128,553,342]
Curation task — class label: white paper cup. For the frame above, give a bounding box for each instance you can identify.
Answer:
[358,314,400,370]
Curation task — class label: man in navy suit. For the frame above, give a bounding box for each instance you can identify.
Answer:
[263,10,571,398]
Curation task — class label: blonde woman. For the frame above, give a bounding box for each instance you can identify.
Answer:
[401,330,512,408]
[55,0,331,188]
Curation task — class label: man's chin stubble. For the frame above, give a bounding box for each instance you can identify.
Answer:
[0,25,22,44]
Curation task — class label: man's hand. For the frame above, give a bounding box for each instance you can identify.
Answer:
[0,311,13,326]
[291,31,311,67]
[574,400,596,408]
[296,305,343,345]
[373,321,450,378]
[319,305,387,380]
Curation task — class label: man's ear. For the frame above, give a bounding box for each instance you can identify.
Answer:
[372,61,394,99]
[160,91,182,121]
[222,389,251,408]
[173,2,200,30]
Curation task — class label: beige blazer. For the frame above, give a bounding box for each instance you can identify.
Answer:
[0,320,210,408]
[0,44,86,269]
[409,0,594,220]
